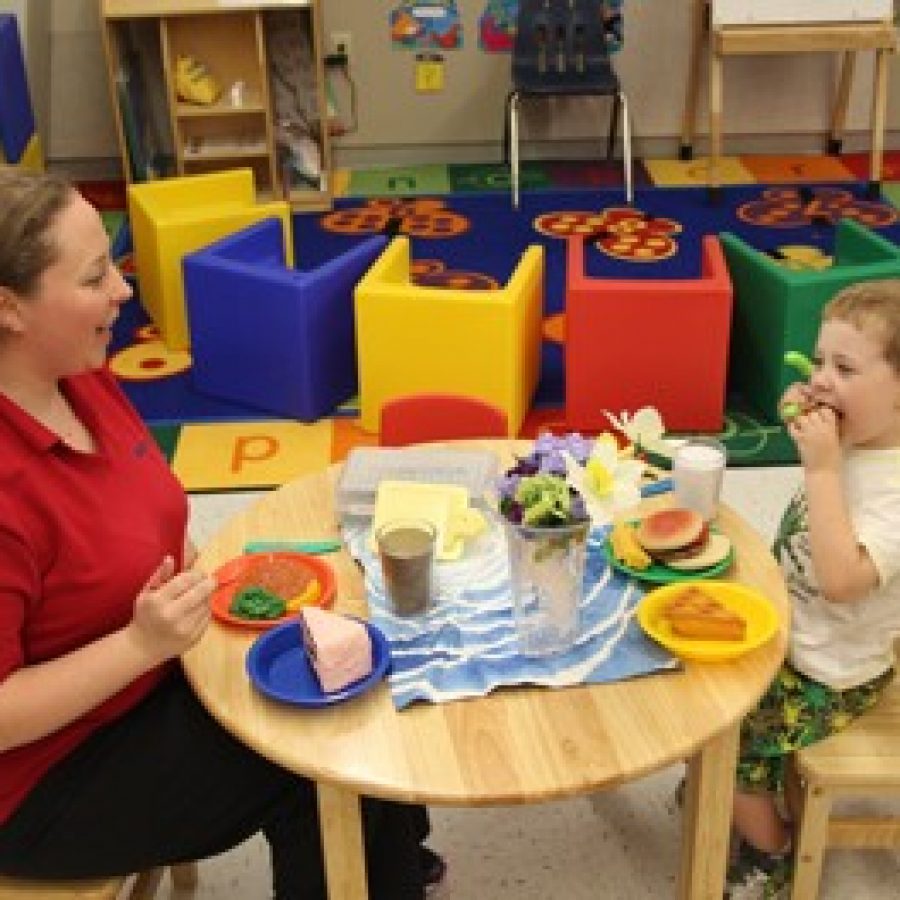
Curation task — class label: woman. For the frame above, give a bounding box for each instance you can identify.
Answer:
[0,166,437,898]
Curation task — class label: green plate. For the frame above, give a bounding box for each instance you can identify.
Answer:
[602,528,735,584]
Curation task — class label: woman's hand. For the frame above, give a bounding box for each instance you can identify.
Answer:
[128,556,215,665]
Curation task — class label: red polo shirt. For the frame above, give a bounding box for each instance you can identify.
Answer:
[0,368,187,824]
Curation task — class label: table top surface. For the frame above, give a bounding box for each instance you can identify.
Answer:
[183,439,788,807]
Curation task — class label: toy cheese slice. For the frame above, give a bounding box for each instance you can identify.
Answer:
[370,481,485,561]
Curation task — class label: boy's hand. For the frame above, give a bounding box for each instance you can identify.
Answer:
[787,404,841,473]
[778,382,814,422]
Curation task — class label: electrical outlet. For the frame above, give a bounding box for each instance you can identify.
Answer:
[329,31,352,63]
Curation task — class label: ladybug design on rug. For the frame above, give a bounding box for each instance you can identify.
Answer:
[533,207,682,262]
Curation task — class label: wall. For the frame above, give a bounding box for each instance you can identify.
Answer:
[48,0,118,160]
[40,0,900,167]
[322,1,900,165]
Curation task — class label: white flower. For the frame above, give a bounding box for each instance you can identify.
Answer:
[604,407,668,453]
[562,436,645,528]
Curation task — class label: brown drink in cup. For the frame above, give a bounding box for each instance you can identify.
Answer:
[375,519,436,615]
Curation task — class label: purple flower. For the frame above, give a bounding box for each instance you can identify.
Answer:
[497,472,521,501]
[537,450,567,476]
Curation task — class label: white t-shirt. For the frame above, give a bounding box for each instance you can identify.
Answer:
[774,446,900,689]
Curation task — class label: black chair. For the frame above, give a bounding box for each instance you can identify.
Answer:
[503,0,633,209]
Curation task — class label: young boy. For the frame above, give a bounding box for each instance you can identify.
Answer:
[726,280,900,898]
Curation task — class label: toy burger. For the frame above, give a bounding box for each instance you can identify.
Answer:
[610,508,732,573]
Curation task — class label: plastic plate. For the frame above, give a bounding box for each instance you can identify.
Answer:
[210,551,335,631]
[246,618,391,707]
[602,525,734,584]
[637,580,780,662]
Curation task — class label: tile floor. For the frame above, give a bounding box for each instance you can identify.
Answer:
[168,466,900,899]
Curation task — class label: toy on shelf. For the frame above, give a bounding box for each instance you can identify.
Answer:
[175,55,221,106]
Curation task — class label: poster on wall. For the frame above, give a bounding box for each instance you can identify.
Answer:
[390,1,463,50]
[479,0,517,51]
[477,0,626,54]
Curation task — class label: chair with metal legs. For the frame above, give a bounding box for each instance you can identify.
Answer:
[504,0,633,209]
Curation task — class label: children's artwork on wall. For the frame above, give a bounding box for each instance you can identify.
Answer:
[477,0,626,54]
[479,0,518,51]
[390,1,463,50]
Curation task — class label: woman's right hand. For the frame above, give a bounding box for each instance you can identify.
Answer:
[128,556,215,665]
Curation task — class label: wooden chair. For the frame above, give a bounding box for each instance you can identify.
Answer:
[0,862,197,900]
[380,393,509,446]
[787,675,900,899]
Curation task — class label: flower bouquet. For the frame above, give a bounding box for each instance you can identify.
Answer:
[497,427,652,655]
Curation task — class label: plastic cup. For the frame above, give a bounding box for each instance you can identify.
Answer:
[671,437,727,521]
[375,519,436,616]
[505,519,588,656]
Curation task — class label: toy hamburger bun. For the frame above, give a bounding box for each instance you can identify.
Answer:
[635,508,705,553]
[664,532,732,571]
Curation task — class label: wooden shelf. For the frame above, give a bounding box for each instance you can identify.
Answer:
[175,101,267,118]
[183,146,269,161]
[99,0,332,209]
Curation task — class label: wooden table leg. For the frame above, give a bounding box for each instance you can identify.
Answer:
[828,50,855,155]
[869,45,890,193]
[678,722,739,899]
[708,36,723,198]
[679,0,708,160]
[317,782,368,900]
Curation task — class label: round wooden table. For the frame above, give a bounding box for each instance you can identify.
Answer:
[183,439,788,899]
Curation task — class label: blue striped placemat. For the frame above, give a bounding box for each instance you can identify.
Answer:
[345,519,678,709]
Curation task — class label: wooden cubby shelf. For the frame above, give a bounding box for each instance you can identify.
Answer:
[98,0,333,210]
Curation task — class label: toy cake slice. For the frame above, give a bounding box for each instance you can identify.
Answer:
[300,607,373,693]
[661,586,746,641]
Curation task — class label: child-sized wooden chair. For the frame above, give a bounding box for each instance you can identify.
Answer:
[380,393,509,446]
[787,674,900,898]
[0,862,197,899]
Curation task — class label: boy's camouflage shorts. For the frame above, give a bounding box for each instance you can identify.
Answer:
[737,662,894,794]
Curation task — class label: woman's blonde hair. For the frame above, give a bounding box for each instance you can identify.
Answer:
[823,280,900,373]
[0,166,73,297]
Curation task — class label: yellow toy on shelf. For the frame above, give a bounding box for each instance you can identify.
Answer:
[354,237,544,437]
[175,55,221,106]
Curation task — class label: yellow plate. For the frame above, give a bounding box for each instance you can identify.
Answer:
[637,580,780,662]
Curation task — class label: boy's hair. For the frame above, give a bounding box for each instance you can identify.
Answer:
[823,280,900,373]
[0,166,73,297]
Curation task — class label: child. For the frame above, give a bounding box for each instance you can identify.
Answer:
[726,280,900,898]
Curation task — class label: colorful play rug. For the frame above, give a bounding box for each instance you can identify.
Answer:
[100,164,900,492]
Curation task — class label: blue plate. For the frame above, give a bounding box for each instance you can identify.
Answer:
[246,618,391,707]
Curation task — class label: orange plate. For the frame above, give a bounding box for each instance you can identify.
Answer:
[210,551,336,631]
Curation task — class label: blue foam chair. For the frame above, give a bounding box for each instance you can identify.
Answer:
[0,13,42,169]
[184,219,386,421]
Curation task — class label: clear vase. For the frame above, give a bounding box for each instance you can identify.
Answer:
[504,518,589,656]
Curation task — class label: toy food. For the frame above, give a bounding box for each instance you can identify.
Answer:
[661,586,746,641]
[635,508,705,554]
[230,586,286,620]
[232,555,316,601]
[300,607,373,694]
[664,533,733,571]
[631,507,733,572]
[609,520,652,570]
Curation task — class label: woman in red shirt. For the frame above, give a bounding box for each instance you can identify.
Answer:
[0,166,437,898]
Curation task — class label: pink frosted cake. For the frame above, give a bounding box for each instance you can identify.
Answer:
[300,607,373,694]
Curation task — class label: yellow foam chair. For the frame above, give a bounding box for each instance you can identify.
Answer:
[355,237,544,436]
[127,169,292,350]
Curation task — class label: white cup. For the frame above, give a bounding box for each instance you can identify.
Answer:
[672,437,727,521]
